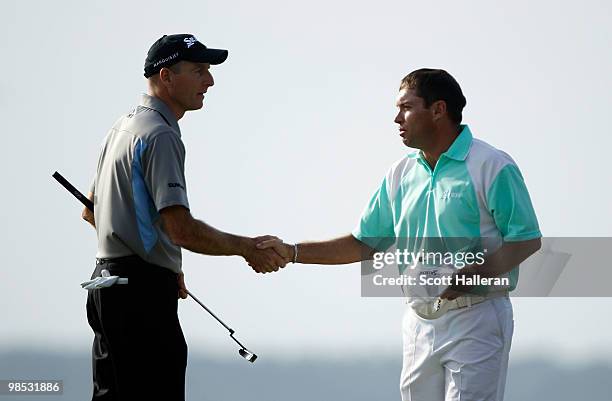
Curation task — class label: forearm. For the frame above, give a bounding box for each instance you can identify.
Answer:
[441,238,542,299]
[471,238,542,278]
[295,234,371,265]
[178,218,250,257]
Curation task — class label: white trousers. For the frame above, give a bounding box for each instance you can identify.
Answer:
[400,297,514,401]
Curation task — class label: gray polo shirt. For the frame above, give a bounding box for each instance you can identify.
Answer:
[90,94,190,273]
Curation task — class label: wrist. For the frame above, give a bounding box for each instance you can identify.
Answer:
[291,243,298,263]
[236,236,253,258]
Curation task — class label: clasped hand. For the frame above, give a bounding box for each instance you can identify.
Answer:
[178,236,292,298]
[244,235,294,274]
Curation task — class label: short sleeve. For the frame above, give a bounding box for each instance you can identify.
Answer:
[486,164,541,241]
[141,133,190,212]
[352,175,396,251]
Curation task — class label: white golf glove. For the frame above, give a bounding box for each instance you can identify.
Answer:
[81,269,128,290]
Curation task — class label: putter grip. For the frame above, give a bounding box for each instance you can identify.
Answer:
[52,171,94,212]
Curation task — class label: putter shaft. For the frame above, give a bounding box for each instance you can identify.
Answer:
[186,290,233,333]
[186,290,254,353]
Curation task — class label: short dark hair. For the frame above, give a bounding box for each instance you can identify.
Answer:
[400,69,467,125]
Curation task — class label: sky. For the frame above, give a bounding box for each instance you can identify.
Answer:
[1,0,611,364]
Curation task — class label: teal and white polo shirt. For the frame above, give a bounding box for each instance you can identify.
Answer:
[352,125,541,291]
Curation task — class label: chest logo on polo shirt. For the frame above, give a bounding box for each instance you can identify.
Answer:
[440,190,462,200]
[184,37,198,48]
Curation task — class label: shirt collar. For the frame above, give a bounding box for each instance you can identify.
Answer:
[405,124,473,161]
[442,124,472,161]
[139,94,181,136]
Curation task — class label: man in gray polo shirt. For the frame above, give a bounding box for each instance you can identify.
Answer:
[82,34,285,401]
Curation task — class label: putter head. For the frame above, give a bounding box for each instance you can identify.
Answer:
[239,348,257,363]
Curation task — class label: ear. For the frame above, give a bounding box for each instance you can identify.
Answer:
[431,100,447,122]
[158,67,173,88]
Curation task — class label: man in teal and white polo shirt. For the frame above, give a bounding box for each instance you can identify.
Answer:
[257,69,541,401]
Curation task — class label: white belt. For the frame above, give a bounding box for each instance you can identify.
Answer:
[81,269,129,290]
[413,291,508,320]
[445,291,508,312]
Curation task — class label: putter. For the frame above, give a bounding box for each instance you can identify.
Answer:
[52,171,94,211]
[186,290,257,362]
[52,171,258,363]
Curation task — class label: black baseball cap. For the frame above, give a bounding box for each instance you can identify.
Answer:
[144,34,228,78]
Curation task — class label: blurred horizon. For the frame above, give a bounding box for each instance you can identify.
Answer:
[2,348,611,401]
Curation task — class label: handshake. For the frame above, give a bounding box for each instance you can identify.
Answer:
[243,235,295,274]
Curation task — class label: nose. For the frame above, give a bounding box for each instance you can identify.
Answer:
[205,70,215,88]
[394,110,402,125]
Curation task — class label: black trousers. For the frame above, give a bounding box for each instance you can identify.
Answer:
[86,256,187,401]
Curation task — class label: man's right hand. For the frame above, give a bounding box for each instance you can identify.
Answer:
[255,237,294,263]
[244,236,289,274]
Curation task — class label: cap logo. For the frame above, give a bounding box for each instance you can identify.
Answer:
[153,52,179,68]
[184,36,198,48]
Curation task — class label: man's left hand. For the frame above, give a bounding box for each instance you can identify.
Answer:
[440,266,478,300]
